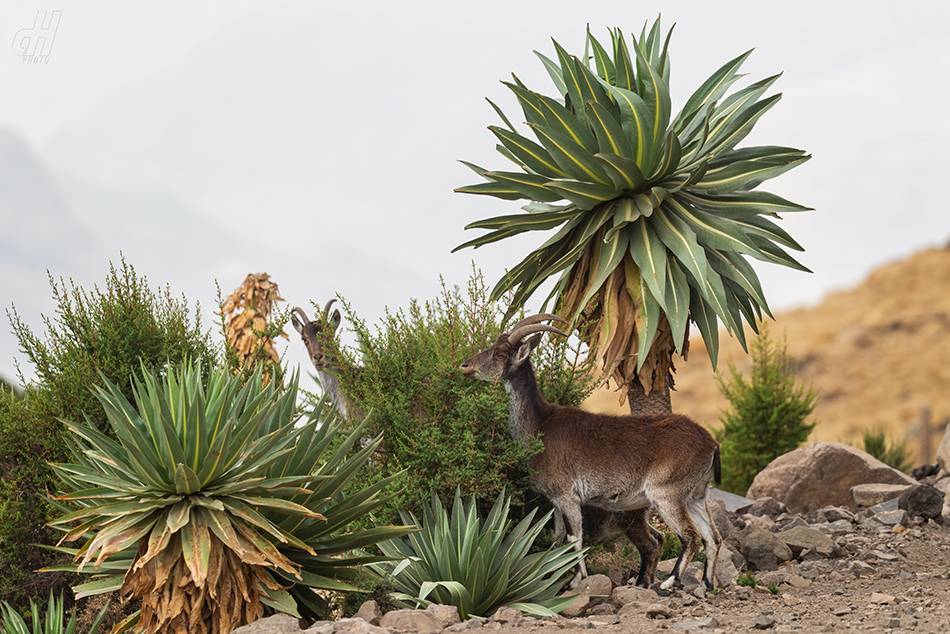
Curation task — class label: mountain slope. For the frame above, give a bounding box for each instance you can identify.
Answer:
[584,246,950,465]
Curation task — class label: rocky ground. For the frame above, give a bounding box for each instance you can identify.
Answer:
[234,494,950,634]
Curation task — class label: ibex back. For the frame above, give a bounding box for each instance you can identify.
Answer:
[460,314,722,590]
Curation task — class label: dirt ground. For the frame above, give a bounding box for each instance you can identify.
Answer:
[487,520,950,634]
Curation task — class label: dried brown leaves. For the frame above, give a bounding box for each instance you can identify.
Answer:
[121,534,287,634]
[221,273,287,377]
[560,246,683,405]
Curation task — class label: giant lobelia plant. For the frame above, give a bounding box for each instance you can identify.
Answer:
[455,18,812,411]
[44,362,412,634]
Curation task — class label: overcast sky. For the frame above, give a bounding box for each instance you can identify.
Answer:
[1,0,948,387]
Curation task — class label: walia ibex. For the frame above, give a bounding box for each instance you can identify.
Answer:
[460,314,722,590]
[291,300,360,417]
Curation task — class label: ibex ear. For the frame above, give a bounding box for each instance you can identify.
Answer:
[511,333,543,370]
[330,309,342,331]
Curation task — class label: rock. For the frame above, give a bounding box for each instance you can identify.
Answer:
[747,497,789,518]
[379,609,443,634]
[814,506,856,523]
[303,623,335,634]
[863,509,907,528]
[714,555,739,588]
[673,617,720,629]
[752,614,776,629]
[778,526,835,559]
[898,484,945,519]
[936,420,950,474]
[737,526,793,571]
[708,498,736,545]
[747,442,916,513]
[881,617,901,628]
[489,607,522,627]
[870,592,895,604]
[646,603,674,619]
[743,513,776,533]
[911,464,939,480]
[708,487,754,513]
[560,574,612,617]
[427,605,461,628]
[233,615,305,634]
[354,601,383,626]
[332,619,389,634]
[610,585,658,607]
[850,483,912,508]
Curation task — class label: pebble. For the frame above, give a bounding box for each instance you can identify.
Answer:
[752,614,776,629]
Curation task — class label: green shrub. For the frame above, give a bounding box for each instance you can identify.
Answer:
[329,269,596,524]
[8,256,219,434]
[860,428,913,473]
[715,324,818,495]
[0,393,73,622]
[0,257,219,623]
[369,489,584,619]
[0,592,110,634]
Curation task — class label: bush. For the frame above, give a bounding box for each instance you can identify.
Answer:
[0,392,73,621]
[715,324,818,495]
[328,269,596,524]
[0,257,219,623]
[8,257,219,434]
[860,428,912,473]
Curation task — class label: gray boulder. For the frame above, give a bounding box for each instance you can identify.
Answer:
[898,484,945,519]
[747,442,915,513]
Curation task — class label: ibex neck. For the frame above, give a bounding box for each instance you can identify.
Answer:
[503,360,549,441]
[318,367,348,417]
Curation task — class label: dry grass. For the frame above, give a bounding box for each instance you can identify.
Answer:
[584,246,950,466]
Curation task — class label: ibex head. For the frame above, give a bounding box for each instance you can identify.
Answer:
[291,300,341,371]
[460,314,568,381]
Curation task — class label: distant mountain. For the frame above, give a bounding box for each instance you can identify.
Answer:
[584,246,950,466]
[0,128,94,268]
[0,128,274,386]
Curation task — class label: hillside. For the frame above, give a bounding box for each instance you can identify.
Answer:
[583,246,950,465]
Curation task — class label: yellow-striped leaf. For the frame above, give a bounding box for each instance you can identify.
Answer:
[529,124,613,186]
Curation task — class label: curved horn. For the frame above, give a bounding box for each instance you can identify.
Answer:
[509,313,567,332]
[292,307,312,325]
[322,298,338,319]
[508,314,569,344]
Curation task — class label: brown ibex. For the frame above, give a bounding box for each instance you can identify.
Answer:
[460,314,722,590]
[291,300,360,417]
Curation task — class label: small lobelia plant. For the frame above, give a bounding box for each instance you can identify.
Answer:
[0,592,109,634]
[45,361,413,633]
[368,489,585,620]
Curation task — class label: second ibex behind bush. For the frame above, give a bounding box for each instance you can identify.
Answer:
[460,314,722,590]
[292,299,360,418]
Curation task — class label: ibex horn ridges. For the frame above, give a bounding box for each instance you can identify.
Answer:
[322,298,337,318]
[509,314,569,344]
[292,307,311,325]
